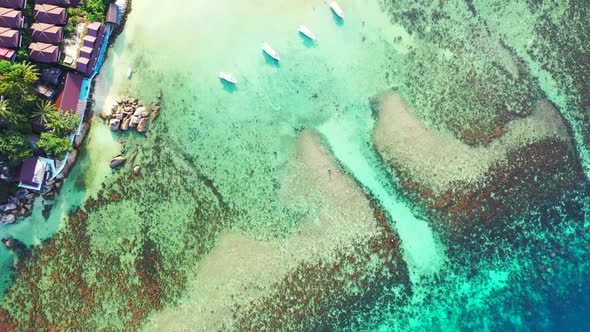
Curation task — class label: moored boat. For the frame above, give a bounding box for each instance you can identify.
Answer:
[262,43,280,61]
[298,25,316,41]
[127,67,132,79]
[329,1,344,19]
[218,72,238,84]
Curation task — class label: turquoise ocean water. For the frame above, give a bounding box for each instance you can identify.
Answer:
[1,0,589,330]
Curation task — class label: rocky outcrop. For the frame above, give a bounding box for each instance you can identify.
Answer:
[0,214,16,225]
[105,96,159,134]
[110,155,126,168]
[73,122,90,148]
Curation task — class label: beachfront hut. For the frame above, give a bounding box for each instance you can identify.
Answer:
[34,4,66,25]
[41,67,61,84]
[79,45,92,58]
[105,3,119,25]
[0,46,15,62]
[82,35,95,47]
[0,0,25,9]
[75,56,88,73]
[86,22,101,37]
[0,27,19,48]
[18,157,48,191]
[31,23,63,44]
[29,42,59,63]
[55,71,82,113]
[36,0,77,5]
[0,7,23,28]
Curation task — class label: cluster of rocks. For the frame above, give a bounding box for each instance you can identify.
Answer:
[109,149,140,177]
[101,95,161,133]
[0,189,37,225]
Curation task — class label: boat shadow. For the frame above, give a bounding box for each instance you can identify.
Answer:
[262,50,281,67]
[299,33,317,48]
[331,13,344,26]
[219,78,238,93]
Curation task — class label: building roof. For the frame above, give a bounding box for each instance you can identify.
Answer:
[18,157,47,190]
[80,45,92,53]
[36,0,78,5]
[41,66,61,84]
[83,34,95,43]
[55,72,82,112]
[35,83,56,99]
[87,21,101,32]
[0,0,25,9]
[106,3,119,24]
[0,46,14,62]
[31,22,63,44]
[0,7,22,28]
[29,42,59,63]
[34,4,66,25]
[0,27,19,48]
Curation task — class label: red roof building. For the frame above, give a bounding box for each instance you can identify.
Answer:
[75,57,88,73]
[0,7,23,28]
[82,34,95,47]
[0,0,25,9]
[0,27,19,48]
[18,157,48,191]
[34,4,66,25]
[31,22,63,44]
[29,42,59,63]
[106,3,119,25]
[0,46,15,62]
[86,22,101,37]
[36,0,80,5]
[79,45,92,58]
[55,72,82,112]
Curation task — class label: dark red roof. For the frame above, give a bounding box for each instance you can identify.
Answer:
[34,4,66,25]
[36,0,80,5]
[29,42,59,63]
[55,72,82,112]
[31,23,63,44]
[18,157,43,187]
[0,0,25,9]
[0,27,19,48]
[0,46,14,62]
[106,3,119,24]
[0,7,23,29]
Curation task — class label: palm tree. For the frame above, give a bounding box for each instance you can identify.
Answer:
[18,61,39,78]
[0,96,14,127]
[33,100,56,125]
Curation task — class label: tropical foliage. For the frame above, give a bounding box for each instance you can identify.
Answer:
[33,101,57,126]
[37,132,72,160]
[0,62,38,115]
[0,130,32,166]
[46,111,80,136]
[0,97,15,127]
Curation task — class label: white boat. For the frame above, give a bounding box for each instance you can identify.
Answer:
[127,67,132,79]
[298,25,316,41]
[329,1,344,19]
[218,72,237,84]
[262,43,280,61]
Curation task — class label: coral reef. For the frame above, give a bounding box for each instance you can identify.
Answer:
[232,204,410,331]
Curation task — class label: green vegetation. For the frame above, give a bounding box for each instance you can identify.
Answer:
[33,101,57,126]
[37,132,72,160]
[46,111,80,136]
[0,130,32,166]
[65,0,115,37]
[0,62,38,116]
